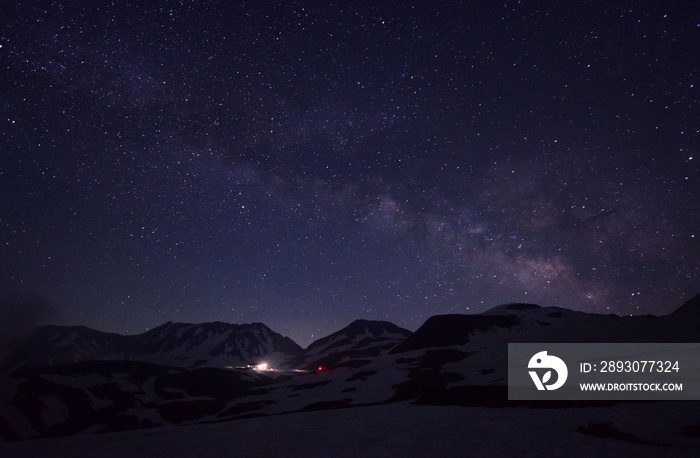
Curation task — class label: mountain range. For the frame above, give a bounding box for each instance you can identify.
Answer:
[0,321,303,373]
[1,294,698,443]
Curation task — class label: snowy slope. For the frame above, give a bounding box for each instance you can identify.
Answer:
[0,360,272,441]
[386,295,700,387]
[1,321,302,373]
[285,319,412,370]
[1,402,699,457]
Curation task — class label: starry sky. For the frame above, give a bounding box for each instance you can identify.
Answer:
[1,1,698,346]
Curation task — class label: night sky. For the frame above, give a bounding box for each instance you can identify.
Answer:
[1,1,698,346]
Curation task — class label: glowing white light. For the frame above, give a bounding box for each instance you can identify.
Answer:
[255,363,268,371]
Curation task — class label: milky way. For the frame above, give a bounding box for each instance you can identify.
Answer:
[1,1,698,345]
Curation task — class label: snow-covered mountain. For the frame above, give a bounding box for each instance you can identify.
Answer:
[395,295,700,354]
[285,319,412,370]
[388,294,700,391]
[1,294,698,444]
[0,321,302,373]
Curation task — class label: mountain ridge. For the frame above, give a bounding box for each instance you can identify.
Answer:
[0,321,303,373]
[285,319,412,370]
[1,294,699,442]
[3,294,698,374]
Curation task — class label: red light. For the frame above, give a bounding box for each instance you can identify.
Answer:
[318,366,323,371]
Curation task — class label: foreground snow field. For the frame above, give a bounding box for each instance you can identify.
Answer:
[1,402,698,457]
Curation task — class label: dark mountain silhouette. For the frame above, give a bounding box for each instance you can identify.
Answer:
[393,296,700,357]
[286,319,412,370]
[1,321,302,373]
[670,293,700,318]
[1,294,698,442]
